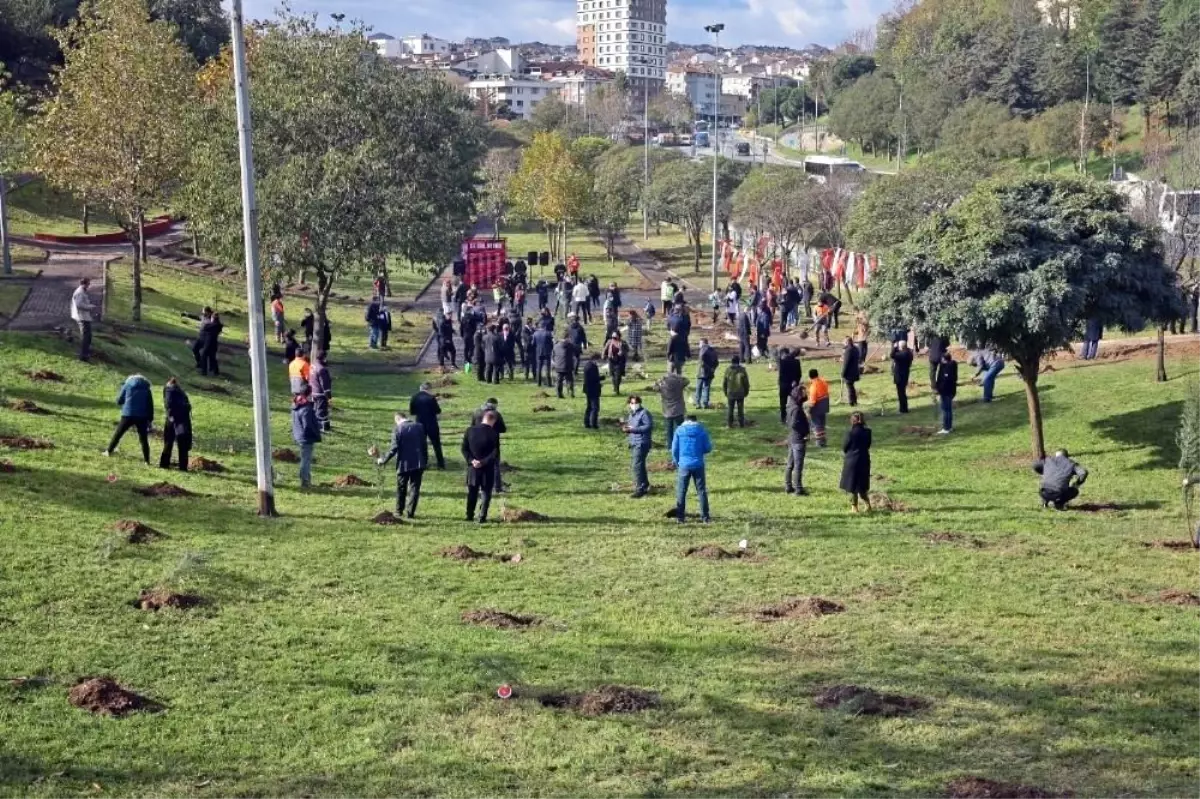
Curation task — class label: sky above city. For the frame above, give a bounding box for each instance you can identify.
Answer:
[238,0,892,49]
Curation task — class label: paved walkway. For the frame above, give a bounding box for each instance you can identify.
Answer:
[5,254,110,331]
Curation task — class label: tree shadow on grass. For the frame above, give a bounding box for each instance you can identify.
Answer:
[1089,400,1184,470]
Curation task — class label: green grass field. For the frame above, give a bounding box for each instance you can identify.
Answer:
[498,222,649,288]
[7,181,126,237]
[0,262,1197,797]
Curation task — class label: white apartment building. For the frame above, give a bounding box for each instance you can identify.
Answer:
[576,0,667,95]
[666,67,746,122]
[402,34,451,56]
[465,76,553,121]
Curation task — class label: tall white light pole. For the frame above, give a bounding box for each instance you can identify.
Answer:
[705,23,724,291]
[230,0,276,517]
[635,57,651,240]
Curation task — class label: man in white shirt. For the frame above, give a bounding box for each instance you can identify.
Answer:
[571,278,591,324]
[70,278,95,362]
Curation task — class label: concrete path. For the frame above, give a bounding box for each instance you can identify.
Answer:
[5,254,111,331]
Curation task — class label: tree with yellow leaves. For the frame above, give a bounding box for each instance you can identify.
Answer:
[509,132,591,260]
[32,0,196,321]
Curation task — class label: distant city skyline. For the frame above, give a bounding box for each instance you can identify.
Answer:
[238,0,890,50]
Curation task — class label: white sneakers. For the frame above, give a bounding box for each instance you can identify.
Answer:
[937,429,952,436]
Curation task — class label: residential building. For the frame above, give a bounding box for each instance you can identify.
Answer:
[666,66,746,123]
[368,33,403,59]
[576,0,667,96]
[530,62,617,105]
[455,48,524,76]
[721,73,777,100]
[465,75,554,121]
[402,34,452,56]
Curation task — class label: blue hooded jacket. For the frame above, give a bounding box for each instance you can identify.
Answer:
[116,375,153,420]
[671,420,712,470]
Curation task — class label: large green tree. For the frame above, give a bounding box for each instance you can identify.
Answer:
[183,14,485,342]
[646,159,715,272]
[509,131,591,260]
[731,167,817,261]
[866,175,1186,458]
[33,0,195,321]
[828,72,900,156]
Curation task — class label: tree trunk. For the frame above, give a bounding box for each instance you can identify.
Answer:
[1156,325,1168,382]
[129,221,144,323]
[191,226,200,257]
[1019,363,1046,460]
[693,233,702,272]
[493,218,501,240]
[82,203,89,235]
[314,269,333,355]
[138,212,148,265]
[0,173,11,276]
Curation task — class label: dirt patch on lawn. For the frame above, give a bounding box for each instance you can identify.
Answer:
[461,608,539,629]
[901,425,939,438]
[945,776,1059,798]
[501,506,549,523]
[199,383,230,395]
[683,545,757,560]
[0,435,52,450]
[23,369,64,382]
[813,684,927,717]
[870,493,909,512]
[647,459,675,472]
[539,685,660,716]
[371,511,403,525]
[925,532,987,548]
[0,459,15,473]
[135,482,195,498]
[754,597,845,621]
[272,448,298,463]
[532,405,556,413]
[111,520,166,544]
[499,461,520,474]
[1073,503,1128,513]
[68,677,157,716]
[429,375,457,388]
[749,457,781,468]
[440,544,491,560]
[1142,540,1198,551]
[330,474,372,488]
[7,399,49,414]
[533,390,551,398]
[437,392,455,400]
[133,587,205,611]
[1157,589,1200,606]
[187,456,225,473]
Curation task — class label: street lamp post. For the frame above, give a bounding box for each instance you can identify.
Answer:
[704,23,723,291]
[634,56,651,241]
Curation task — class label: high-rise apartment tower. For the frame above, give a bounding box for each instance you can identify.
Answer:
[576,0,666,95]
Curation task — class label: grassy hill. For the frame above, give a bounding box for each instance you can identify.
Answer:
[0,265,1196,797]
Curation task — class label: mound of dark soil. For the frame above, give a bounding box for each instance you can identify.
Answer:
[68,677,156,716]
[134,587,205,611]
[272,448,298,463]
[0,435,52,450]
[813,684,927,717]
[925,532,986,547]
[199,383,230,395]
[901,425,939,438]
[540,685,660,716]
[111,520,166,544]
[430,375,456,388]
[533,390,551,398]
[461,608,539,628]
[135,482,195,498]
[1143,540,1198,551]
[499,461,520,473]
[372,511,403,525]
[749,457,781,468]
[187,456,225,473]
[1074,503,1125,513]
[684,545,745,560]
[754,597,844,621]
[532,405,556,412]
[440,544,490,560]
[23,369,64,382]
[0,459,15,473]
[501,506,549,523]
[1158,589,1200,606]
[946,776,1058,798]
[7,399,49,414]
[870,492,909,512]
[647,459,675,472]
[331,474,372,488]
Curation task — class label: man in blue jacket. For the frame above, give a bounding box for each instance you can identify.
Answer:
[377,410,429,518]
[671,414,712,523]
[291,384,322,488]
[104,373,154,463]
[622,394,653,498]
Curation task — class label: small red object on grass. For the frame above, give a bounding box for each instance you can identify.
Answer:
[496,684,513,700]
[106,473,118,483]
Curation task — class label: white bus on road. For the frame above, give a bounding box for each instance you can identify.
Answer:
[803,155,867,182]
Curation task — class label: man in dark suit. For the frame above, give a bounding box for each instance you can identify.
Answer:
[777,347,801,424]
[462,410,501,523]
[409,383,445,469]
[472,398,508,493]
[377,411,429,518]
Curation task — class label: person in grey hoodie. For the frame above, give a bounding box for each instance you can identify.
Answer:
[651,371,689,457]
[104,374,154,463]
[309,351,333,432]
[552,333,578,398]
[1033,450,1089,510]
[622,394,653,498]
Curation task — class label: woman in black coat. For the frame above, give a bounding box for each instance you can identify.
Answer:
[839,411,872,512]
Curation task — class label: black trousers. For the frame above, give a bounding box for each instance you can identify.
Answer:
[756,333,768,357]
[846,380,858,407]
[438,341,456,367]
[77,321,92,361]
[1040,486,1079,509]
[556,371,574,397]
[473,358,485,381]
[584,394,600,428]
[108,416,150,462]
[537,358,551,386]
[896,383,909,414]
[428,428,445,469]
[201,347,219,376]
[192,338,204,368]
[159,427,191,470]
[778,388,789,424]
[396,469,424,517]
[484,362,500,384]
[726,398,745,427]
[609,365,624,394]
[467,472,495,521]
[504,355,516,379]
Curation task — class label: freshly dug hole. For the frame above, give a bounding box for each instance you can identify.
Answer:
[68,677,157,716]
[134,587,205,611]
[7,399,49,414]
[111,520,166,543]
[754,596,844,621]
[0,459,16,473]
[330,474,372,488]
[945,776,1059,798]
[749,457,781,468]
[440,544,490,560]
[870,492,909,512]
[135,482,195,498]
[1143,540,1198,551]
[23,369,64,382]
[925,532,986,547]
[372,511,403,525]
[461,608,539,628]
[539,685,659,715]
[813,684,927,716]
[272,448,299,463]
[1158,589,1200,606]
[0,435,52,450]
[501,506,549,523]
[187,456,225,473]
[532,405,556,413]
[684,545,744,560]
